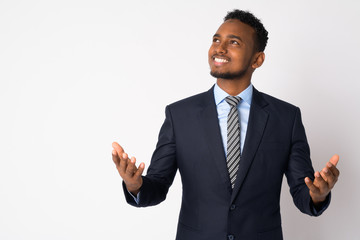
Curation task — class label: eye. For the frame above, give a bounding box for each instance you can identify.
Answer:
[230,40,239,45]
[213,38,220,43]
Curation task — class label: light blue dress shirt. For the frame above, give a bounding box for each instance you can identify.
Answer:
[214,83,253,156]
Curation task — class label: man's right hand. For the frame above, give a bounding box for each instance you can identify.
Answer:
[112,142,145,195]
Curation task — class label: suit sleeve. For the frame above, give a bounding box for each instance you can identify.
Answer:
[123,105,178,207]
[285,107,330,216]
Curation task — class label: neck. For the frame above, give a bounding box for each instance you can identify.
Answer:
[216,78,251,96]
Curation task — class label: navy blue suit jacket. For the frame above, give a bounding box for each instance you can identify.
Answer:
[123,86,329,240]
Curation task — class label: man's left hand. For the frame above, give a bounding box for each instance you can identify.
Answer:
[305,154,340,205]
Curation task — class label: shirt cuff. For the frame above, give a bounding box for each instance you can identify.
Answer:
[127,190,140,205]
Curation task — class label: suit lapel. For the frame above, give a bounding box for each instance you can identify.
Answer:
[199,86,231,186]
[231,87,269,203]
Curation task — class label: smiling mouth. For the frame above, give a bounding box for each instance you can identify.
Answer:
[213,56,229,63]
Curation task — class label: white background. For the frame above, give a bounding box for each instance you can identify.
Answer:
[1,0,359,239]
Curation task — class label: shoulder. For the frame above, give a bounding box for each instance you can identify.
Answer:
[260,91,297,108]
[253,86,298,109]
[167,86,214,110]
[254,88,300,116]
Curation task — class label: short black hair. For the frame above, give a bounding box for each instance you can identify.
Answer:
[224,9,268,52]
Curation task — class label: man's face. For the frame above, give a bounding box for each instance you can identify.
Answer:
[208,19,257,80]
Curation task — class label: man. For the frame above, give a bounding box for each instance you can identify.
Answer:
[112,10,339,240]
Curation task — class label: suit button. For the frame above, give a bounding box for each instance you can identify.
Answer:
[230,204,236,210]
[227,234,234,240]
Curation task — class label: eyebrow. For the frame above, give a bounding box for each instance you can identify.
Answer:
[213,33,243,42]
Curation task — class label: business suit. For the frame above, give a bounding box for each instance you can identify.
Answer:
[123,85,329,240]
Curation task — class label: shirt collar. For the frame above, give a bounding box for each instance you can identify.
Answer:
[214,83,253,106]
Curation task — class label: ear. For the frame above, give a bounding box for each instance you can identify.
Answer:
[251,52,265,69]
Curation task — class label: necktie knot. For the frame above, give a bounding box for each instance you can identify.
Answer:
[225,96,241,108]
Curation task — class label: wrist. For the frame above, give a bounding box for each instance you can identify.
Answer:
[125,179,142,196]
[311,195,327,206]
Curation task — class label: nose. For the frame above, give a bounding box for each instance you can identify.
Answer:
[217,42,227,54]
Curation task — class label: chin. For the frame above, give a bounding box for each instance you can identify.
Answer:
[210,70,245,80]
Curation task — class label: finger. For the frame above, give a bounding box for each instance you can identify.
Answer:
[325,164,339,188]
[329,154,339,166]
[120,152,129,162]
[112,150,120,165]
[118,152,129,175]
[324,171,337,189]
[313,171,328,192]
[327,161,340,178]
[304,177,319,193]
[320,167,329,182]
[320,166,337,187]
[112,142,125,156]
[133,162,145,179]
[125,157,137,177]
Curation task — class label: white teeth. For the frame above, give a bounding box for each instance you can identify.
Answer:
[214,57,228,63]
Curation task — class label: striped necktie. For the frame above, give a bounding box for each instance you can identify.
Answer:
[225,96,242,189]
